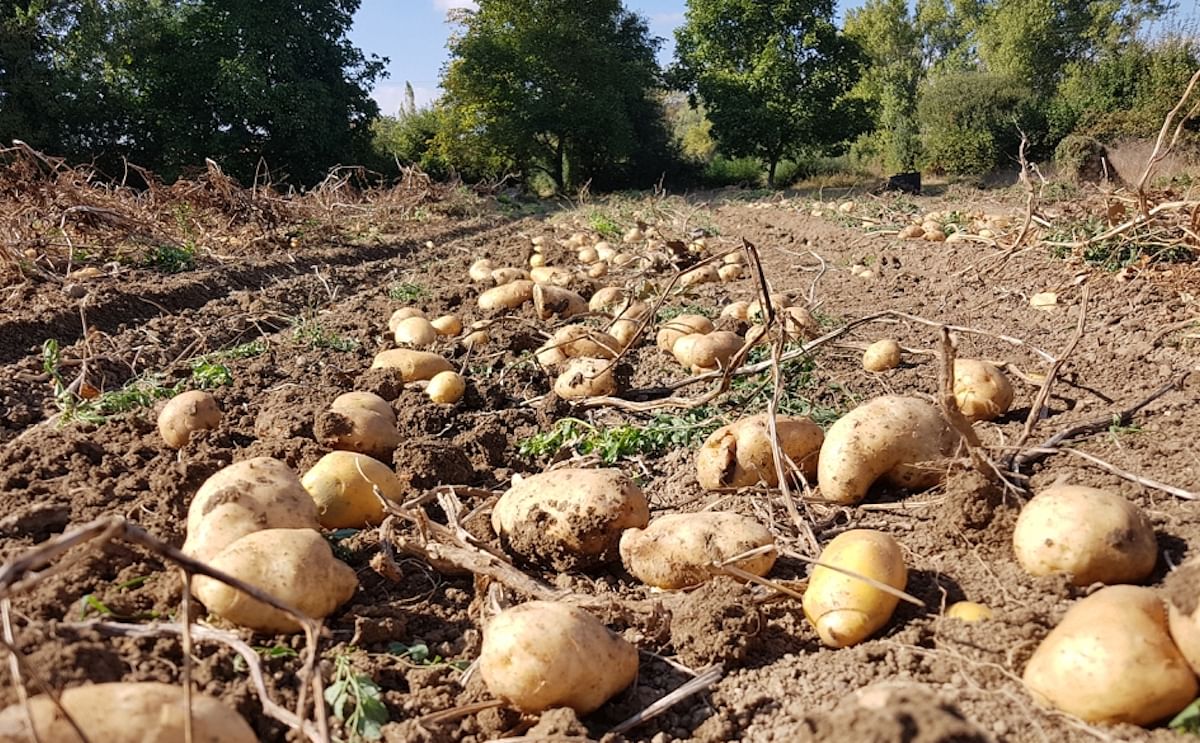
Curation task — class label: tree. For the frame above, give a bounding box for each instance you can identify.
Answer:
[673,0,866,187]
[437,0,666,191]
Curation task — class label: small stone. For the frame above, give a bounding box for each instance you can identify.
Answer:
[62,283,87,298]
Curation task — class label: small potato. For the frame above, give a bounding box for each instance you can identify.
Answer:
[724,251,746,265]
[802,529,908,648]
[781,306,820,340]
[623,226,644,243]
[388,307,426,332]
[469,258,495,282]
[540,325,620,364]
[595,241,615,261]
[462,326,490,350]
[747,294,790,323]
[301,451,404,528]
[314,391,401,459]
[945,601,992,622]
[696,413,824,489]
[427,370,466,404]
[609,300,650,349]
[393,316,438,347]
[817,396,958,505]
[431,314,463,336]
[554,357,616,399]
[862,339,902,372]
[953,359,1013,422]
[492,468,649,570]
[578,246,599,264]
[1012,485,1156,585]
[673,330,743,372]
[0,682,256,742]
[656,314,714,352]
[620,512,776,589]
[680,263,720,287]
[588,261,609,278]
[530,266,573,286]
[533,284,588,320]
[158,390,221,448]
[491,267,529,285]
[529,252,546,268]
[479,279,535,310]
[721,301,751,321]
[589,286,627,314]
[612,252,636,267]
[371,349,454,381]
[898,224,924,239]
[480,601,637,714]
[718,264,743,282]
[1023,585,1196,725]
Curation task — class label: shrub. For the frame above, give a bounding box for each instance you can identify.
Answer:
[917,72,1042,174]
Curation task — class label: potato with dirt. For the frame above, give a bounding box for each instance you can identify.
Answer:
[1167,560,1200,675]
[193,527,358,633]
[0,682,257,742]
[862,339,902,372]
[426,370,466,404]
[533,283,588,319]
[553,357,616,399]
[492,468,649,570]
[696,413,824,490]
[393,316,438,347]
[953,359,1013,422]
[802,529,908,647]
[157,389,221,448]
[620,511,776,589]
[672,330,743,373]
[817,395,958,505]
[536,325,620,367]
[314,391,401,459]
[1012,484,1157,585]
[479,600,638,714]
[370,348,453,381]
[301,450,405,528]
[1023,585,1196,725]
[478,279,535,310]
[656,314,714,352]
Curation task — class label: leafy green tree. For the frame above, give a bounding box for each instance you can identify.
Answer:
[917,71,1040,173]
[437,0,666,191]
[673,0,867,187]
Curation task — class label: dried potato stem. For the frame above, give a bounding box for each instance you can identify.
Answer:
[609,663,725,736]
[1024,447,1198,500]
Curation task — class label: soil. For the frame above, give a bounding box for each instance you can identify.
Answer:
[1,189,1198,742]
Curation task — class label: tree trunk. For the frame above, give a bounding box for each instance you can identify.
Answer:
[554,135,566,192]
[767,157,778,189]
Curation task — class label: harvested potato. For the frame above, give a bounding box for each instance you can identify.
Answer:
[1167,561,1200,675]
[539,325,620,365]
[554,357,616,399]
[696,413,824,490]
[623,226,644,243]
[656,314,714,352]
[480,601,638,714]
[158,390,221,448]
[462,325,490,350]
[393,316,438,347]
[802,529,908,647]
[578,246,599,264]
[492,468,649,569]
[862,339,902,372]
[945,601,992,622]
[953,359,1013,422]
[388,307,426,332]
[588,261,609,278]
[314,391,401,459]
[529,252,546,268]
[469,258,495,282]
[491,267,529,285]
[898,224,924,239]
[781,306,820,339]
[431,314,463,337]
[533,284,588,319]
[1023,585,1196,725]
[817,396,958,505]
[427,370,466,404]
[530,266,572,286]
[595,241,615,261]
[479,279,535,310]
[302,451,404,528]
[183,457,320,563]
[620,511,776,589]
[0,682,256,742]
[1012,485,1156,585]
[680,263,720,287]
[724,251,745,265]
[589,286,627,314]
[721,301,751,321]
[747,294,790,323]
[673,330,743,372]
[371,349,453,381]
[193,528,358,633]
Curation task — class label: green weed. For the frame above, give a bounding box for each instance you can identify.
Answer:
[292,317,360,352]
[588,212,623,241]
[1171,698,1200,734]
[519,409,721,464]
[388,642,470,671]
[146,243,196,273]
[325,651,388,741]
[190,359,233,389]
[387,282,427,302]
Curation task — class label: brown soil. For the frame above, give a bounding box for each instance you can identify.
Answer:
[1,190,1198,742]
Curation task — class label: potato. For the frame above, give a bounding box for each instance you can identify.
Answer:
[193,528,357,633]
[533,284,588,320]
[462,327,490,350]
[673,330,743,372]
[862,339,902,372]
[469,258,495,282]
[578,246,599,264]
[588,261,609,278]
[315,391,401,459]
[530,266,572,286]
[589,286,627,314]
[608,301,649,348]
[802,529,908,647]
[479,601,638,715]
[953,359,1013,422]
[619,512,776,589]
[539,325,620,365]
[594,241,615,261]
[781,306,820,339]
[492,468,649,570]
[817,396,958,505]
[722,301,751,321]
[431,314,463,337]
[427,370,466,404]
[387,307,426,332]
[623,226,644,243]
[945,601,992,622]
[696,413,824,490]
[613,251,635,267]
[301,451,404,528]
[680,263,720,287]
[393,316,438,347]
[479,279,535,310]
[1166,561,1200,675]
[529,252,546,268]
[554,357,616,399]
[158,390,221,448]
[371,349,453,381]
[656,314,714,352]
[898,224,924,239]
[0,682,256,742]
[747,294,790,323]
[183,457,320,563]
[1023,585,1196,725]
[490,267,529,285]
[1012,485,1156,585]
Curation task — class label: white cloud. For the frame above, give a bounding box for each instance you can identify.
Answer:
[433,0,477,13]
[372,84,440,116]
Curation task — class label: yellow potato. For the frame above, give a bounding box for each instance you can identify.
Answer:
[802,529,908,647]
[588,261,609,278]
[529,252,546,268]
[862,339,902,372]
[479,279,535,310]
[781,306,820,339]
[553,357,616,399]
[538,325,620,367]
[530,266,572,286]
[301,451,404,528]
[469,258,495,282]
[193,528,358,633]
[427,370,466,404]
[609,301,650,348]
[1012,485,1156,585]
[619,511,776,589]
[1024,585,1196,725]
[953,359,1013,422]
[0,682,256,742]
[490,267,529,286]
[680,263,720,287]
[945,601,992,622]
[387,307,426,332]
[747,294,790,323]
[492,468,649,570]
[370,349,453,381]
[721,301,751,321]
[533,284,588,320]
[462,327,490,350]
[656,314,713,352]
[578,246,599,264]
[696,414,824,490]
[1167,561,1200,675]
[817,396,958,505]
[314,391,401,459]
[431,314,463,336]
[479,601,638,714]
[672,330,742,372]
[393,316,438,347]
[718,264,743,282]
[157,390,221,448]
[588,286,627,314]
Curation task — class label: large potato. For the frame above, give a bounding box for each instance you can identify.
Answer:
[157,390,221,448]
[393,316,438,347]
[301,451,405,528]
[802,529,908,648]
[533,284,587,320]
[1023,585,1196,725]
[953,359,1014,422]
[609,300,650,349]
[183,457,320,563]
[537,325,620,367]
[589,287,626,314]
[492,468,649,570]
[478,279,535,310]
[672,330,743,372]
[1166,560,1200,675]
[314,391,401,459]
[479,601,638,714]
[696,414,824,490]
[817,396,958,505]
[370,349,453,381]
[554,357,616,399]
[193,528,358,633]
[0,682,256,742]
[619,511,776,589]
[656,314,714,352]
[1012,485,1156,586]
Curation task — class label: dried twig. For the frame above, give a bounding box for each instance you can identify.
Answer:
[609,664,725,736]
[1025,447,1198,500]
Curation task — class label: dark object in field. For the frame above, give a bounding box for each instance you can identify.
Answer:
[879,172,921,195]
